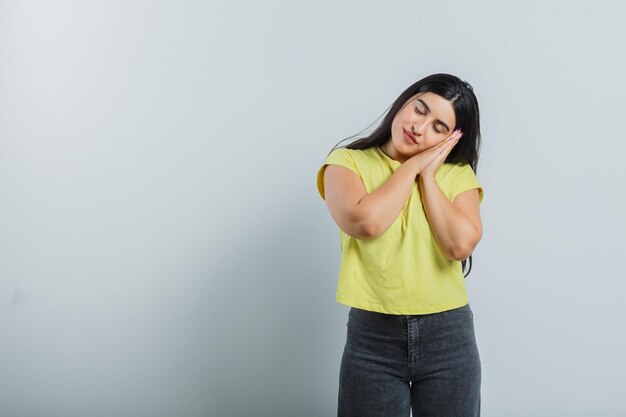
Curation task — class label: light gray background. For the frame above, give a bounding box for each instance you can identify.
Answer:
[1,1,625,416]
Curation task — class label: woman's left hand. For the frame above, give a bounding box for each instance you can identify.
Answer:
[419,130,463,178]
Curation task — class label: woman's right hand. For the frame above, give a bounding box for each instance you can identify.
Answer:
[406,129,463,175]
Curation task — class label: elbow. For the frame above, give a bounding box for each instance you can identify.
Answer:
[449,231,482,261]
[449,245,473,261]
[360,214,381,240]
[362,219,380,240]
[341,213,378,240]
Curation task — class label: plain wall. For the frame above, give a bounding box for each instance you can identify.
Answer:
[1,0,625,416]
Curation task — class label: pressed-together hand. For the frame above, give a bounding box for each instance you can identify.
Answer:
[410,129,463,178]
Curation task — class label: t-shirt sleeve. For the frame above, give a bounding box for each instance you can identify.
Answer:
[316,148,360,201]
[449,164,484,204]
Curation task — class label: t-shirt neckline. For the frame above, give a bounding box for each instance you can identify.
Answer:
[375,146,401,166]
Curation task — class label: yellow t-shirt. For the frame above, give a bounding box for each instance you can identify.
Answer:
[316,146,484,315]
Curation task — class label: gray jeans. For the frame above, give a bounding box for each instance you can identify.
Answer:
[338,303,481,417]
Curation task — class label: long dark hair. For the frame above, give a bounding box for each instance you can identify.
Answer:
[328,73,482,278]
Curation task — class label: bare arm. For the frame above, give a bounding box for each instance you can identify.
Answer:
[357,161,421,238]
[360,138,461,237]
[417,173,483,260]
[323,134,460,239]
[323,165,374,240]
[323,161,421,239]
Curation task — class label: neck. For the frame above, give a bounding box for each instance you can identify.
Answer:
[381,141,407,164]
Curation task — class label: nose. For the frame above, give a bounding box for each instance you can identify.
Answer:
[412,119,428,136]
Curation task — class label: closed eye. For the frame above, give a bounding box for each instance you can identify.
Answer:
[415,106,442,134]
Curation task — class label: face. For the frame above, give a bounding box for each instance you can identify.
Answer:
[385,92,457,163]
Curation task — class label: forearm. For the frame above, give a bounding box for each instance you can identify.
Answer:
[418,173,478,260]
[356,162,420,237]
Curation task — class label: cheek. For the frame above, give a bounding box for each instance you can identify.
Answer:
[390,118,399,133]
[425,134,444,147]
[423,131,432,139]
[392,120,404,137]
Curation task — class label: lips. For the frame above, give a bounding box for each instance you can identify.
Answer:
[403,129,417,144]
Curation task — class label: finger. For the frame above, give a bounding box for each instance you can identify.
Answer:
[435,136,455,149]
[436,136,459,157]
[428,133,460,154]
[449,130,463,142]
[445,129,461,141]
[446,136,461,151]
[440,135,459,151]
[442,132,461,146]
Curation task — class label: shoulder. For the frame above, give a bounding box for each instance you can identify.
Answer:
[442,161,475,173]
[439,162,484,203]
[327,146,375,158]
[317,148,361,200]
[323,147,379,168]
[438,162,476,180]
[316,147,379,200]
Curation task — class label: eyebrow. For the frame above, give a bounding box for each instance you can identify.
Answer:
[416,98,451,132]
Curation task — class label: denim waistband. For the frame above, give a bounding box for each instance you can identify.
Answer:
[348,303,471,330]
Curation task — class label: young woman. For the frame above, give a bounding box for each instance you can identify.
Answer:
[316,73,485,416]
